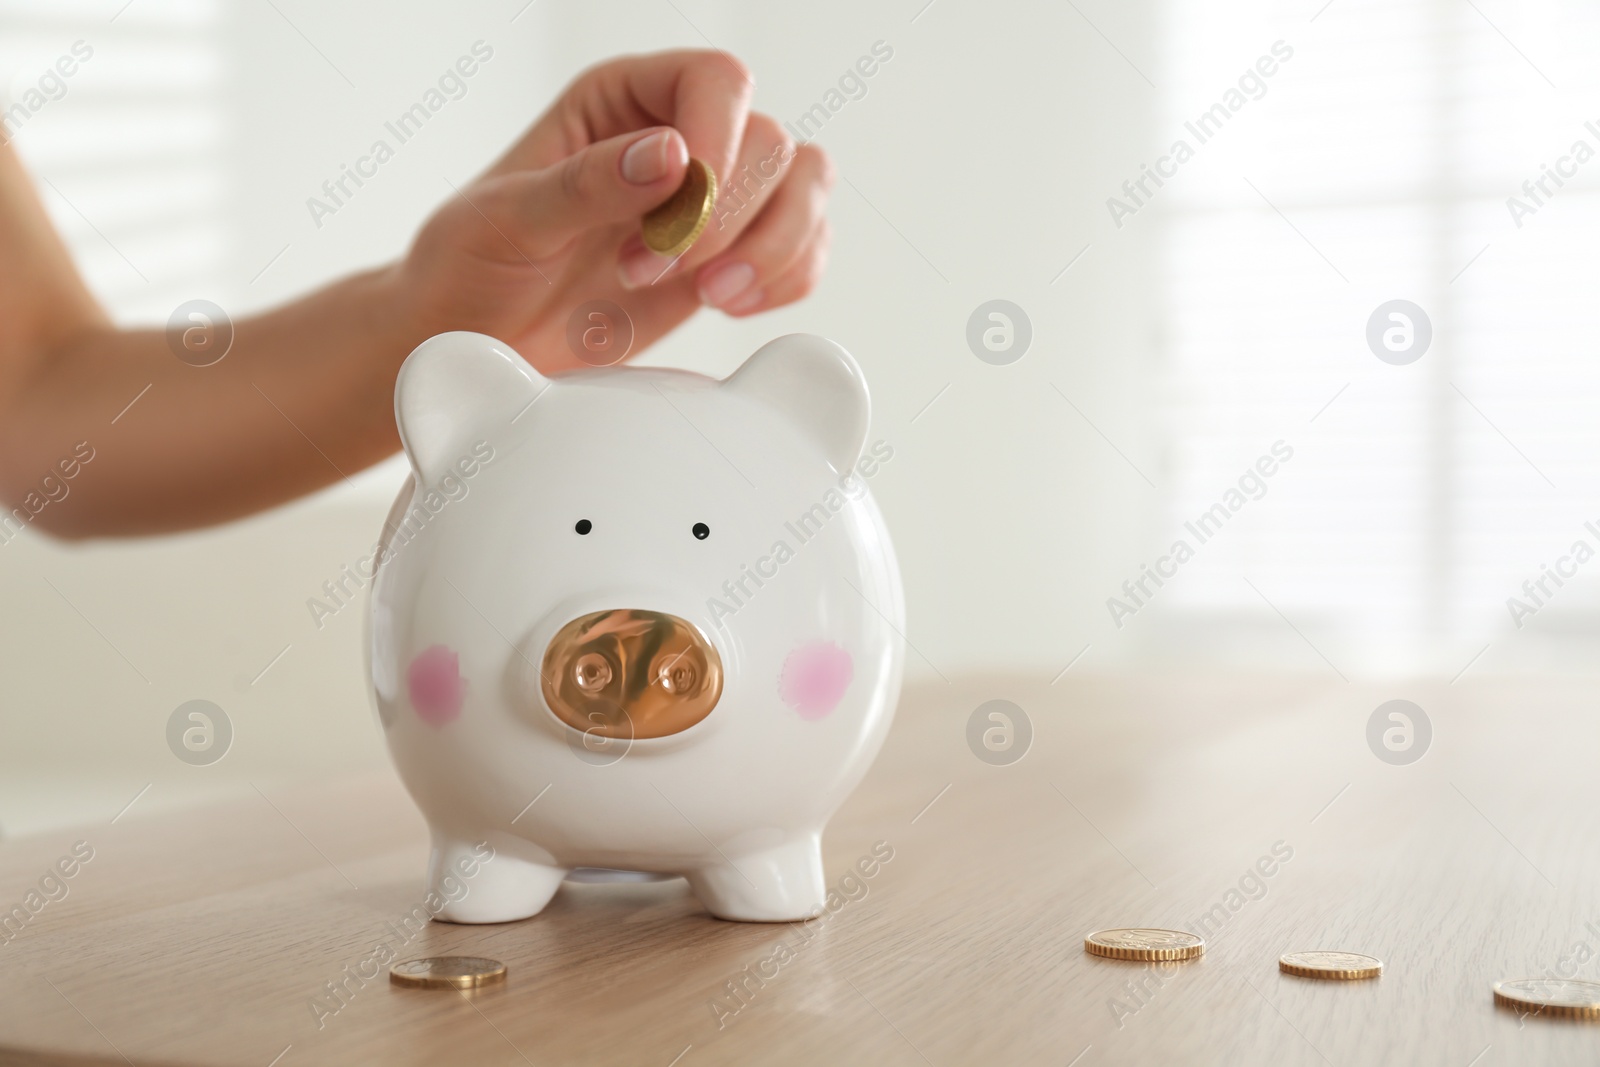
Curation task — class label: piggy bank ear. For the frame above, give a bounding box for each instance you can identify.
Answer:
[395,332,545,486]
[722,334,870,473]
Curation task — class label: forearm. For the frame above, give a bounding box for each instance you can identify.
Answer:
[0,266,424,538]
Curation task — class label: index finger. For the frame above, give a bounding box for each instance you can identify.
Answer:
[613,50,756,199]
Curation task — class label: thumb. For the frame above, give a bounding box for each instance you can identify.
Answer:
[477,127,689,259]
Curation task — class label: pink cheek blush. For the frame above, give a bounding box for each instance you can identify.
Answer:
[779,641,853,720]
[407,645,464,727]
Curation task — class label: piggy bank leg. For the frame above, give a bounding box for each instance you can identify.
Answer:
[428,835,567,924]
[686,834,825,922]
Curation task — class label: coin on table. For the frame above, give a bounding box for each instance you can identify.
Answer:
[642,158,718,258]
[389,956,507,990]
[1493,978,1600,1020]
[1279,951,1383,980]
[1085,928,1205,961]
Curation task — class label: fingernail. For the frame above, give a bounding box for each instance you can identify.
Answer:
[621,129,683,186]
[721,286,765,314]
[619,245,676,289]
[697,262,757,308]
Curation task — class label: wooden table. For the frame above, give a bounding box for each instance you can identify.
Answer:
[3,674,1597,1065]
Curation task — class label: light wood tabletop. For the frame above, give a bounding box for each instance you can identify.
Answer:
[2,674,1597,1066]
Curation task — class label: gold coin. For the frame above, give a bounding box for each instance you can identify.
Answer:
[389,956,507,990]
[642,158,717,258]
[1279,951,1383,980]
[1493,978,1600,1020]
[1085,928,1205,961]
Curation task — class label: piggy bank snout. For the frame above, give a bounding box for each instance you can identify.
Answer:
[540,609,723,740]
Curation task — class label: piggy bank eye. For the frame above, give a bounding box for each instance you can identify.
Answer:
[575,519,592,535]
[692,522,710,540]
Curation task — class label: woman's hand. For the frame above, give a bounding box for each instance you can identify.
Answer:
[386,49,836,372]
[0,49,830,535]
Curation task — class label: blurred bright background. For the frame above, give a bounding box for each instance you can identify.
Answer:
[3,0,1599,835]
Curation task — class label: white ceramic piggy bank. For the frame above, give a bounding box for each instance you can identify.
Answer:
[367,331,904,923]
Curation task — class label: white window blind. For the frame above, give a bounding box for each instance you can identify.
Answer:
[1154,0,1600,673]
[2,0,226,322]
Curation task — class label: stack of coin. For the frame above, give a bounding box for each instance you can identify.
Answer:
[1084,928,1205,961]
[642,158,718,259]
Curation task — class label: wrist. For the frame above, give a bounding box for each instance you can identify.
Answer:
[357,263,436,365]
